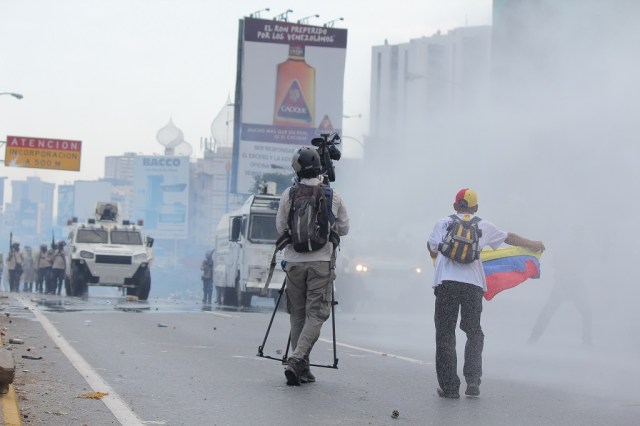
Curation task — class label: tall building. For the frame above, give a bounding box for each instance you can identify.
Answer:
[73,180,114,222]
[368,26,491,164]
[104,152,136,181]
[4,177,55,245]
[189,141,241,249]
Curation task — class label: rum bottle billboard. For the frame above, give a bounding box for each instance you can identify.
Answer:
[273,44,316,127]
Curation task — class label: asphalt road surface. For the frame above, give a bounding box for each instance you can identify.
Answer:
[1,290,639,425]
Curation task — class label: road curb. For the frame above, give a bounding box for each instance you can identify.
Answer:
[0,294,22,426]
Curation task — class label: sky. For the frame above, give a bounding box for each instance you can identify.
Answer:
[0,0,492,189]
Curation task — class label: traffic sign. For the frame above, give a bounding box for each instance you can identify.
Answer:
[4,135,82,171]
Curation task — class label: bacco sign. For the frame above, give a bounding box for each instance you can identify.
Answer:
[4,135,82,171]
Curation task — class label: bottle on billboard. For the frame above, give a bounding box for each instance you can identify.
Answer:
[273,44,316,127]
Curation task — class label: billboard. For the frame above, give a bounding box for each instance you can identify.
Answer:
[132,156,190,239]
[5,135,82,171]
[232,18,348,193]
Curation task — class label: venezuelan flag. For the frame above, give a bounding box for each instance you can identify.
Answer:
[481,247,542,301]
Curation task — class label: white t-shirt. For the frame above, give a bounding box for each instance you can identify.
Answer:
[427,214,508,291]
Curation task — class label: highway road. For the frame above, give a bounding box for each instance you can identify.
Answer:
[1,290,638,425]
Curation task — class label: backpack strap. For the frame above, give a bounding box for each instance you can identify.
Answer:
[450,214,481,223]
[322,185,340,248]
[287,185,297,232]
[323,185,335,225]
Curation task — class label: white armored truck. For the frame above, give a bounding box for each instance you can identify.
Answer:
[214,189,286,307]
[65,202,154,300]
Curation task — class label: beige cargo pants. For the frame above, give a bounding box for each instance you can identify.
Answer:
[284,261,334,361]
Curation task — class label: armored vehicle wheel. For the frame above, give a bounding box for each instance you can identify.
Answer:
[70,264,87,297]
[137,268,151,301]
[222,287,238,306]
[240,292,252,308]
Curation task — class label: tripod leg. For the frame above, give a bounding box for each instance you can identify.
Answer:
[282,334,291,364]
[257,278,286,357]
[331,281,339,368]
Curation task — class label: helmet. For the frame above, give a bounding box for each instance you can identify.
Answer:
[56,240,66,249]
[291,146,321,177]
[11,242,19,249]
[40,244,48,251]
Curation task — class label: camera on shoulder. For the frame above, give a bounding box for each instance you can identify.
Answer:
[310,133,342,183]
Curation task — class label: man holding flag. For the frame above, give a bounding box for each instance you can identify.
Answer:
[427,188,545,399]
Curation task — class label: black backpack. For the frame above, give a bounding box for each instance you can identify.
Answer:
[287,183,334,252]
[438,215,482,263]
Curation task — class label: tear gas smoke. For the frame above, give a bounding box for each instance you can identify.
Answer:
[337,1,640,397]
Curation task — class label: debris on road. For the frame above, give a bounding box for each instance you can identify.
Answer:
[391,409,400,419]
[78,391,109,399]
[9,338,24,344]
[21,355,42,360]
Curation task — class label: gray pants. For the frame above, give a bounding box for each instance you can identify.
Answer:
[284,261,333,361]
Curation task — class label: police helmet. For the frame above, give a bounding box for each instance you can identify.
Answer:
[11,242,20,249]
[40,244,48,251]
[56,240,66,249]
[291,146,321,177]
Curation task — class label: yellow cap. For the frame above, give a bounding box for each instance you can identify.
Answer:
[455,188,478,208]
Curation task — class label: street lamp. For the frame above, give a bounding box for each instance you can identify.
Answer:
[249,8,270,18]
[0,92,23,100]
[297,14,319,24]
[323,17,344,28]
[273,9,293,22]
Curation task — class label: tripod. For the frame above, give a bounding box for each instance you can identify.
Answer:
[257,276,339,369]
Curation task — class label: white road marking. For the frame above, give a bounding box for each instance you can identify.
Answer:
[318,338,431,365]
[20,298,146,426]
[204,311,234,318]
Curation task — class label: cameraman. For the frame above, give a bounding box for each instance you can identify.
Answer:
[275,146,349,386]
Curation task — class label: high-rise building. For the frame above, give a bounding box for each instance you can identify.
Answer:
[4,177,55,244]
[368,26,491,162]
[104,152,136,181]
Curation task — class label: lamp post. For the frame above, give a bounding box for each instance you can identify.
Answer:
[273,9,293,22]
[0,92,23,100]
[297,14,319,24]
[249,8,270,18]
[323,17,344,28]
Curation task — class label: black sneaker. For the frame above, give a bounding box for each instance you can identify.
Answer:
[285,358,303,386]
[465,384,480,397]
[436,388,460,399]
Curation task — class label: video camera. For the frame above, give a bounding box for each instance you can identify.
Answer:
[311,133,342,183]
